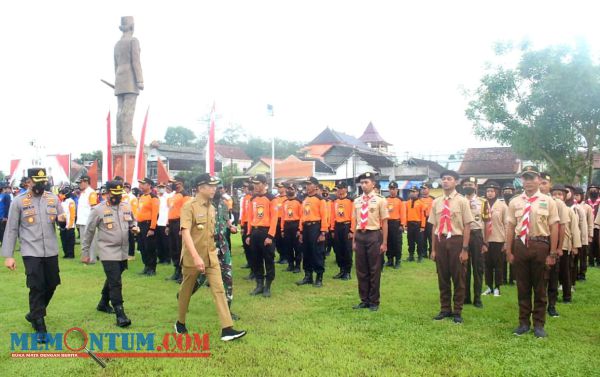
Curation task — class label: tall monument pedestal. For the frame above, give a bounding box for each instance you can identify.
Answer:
[112,144,141,184]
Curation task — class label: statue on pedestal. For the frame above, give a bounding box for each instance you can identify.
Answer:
[114,16,144,145]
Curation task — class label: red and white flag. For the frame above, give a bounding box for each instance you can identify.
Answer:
[132,108,149,188]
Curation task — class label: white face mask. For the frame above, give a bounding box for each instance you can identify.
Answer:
[158,188,166,194]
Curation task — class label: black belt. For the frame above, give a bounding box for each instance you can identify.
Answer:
[284,220,300,224]
[357,229,380,233]
[253,226,270,231]
[303,221,321,226]
[335,221,351,225]
[520,236,549,244]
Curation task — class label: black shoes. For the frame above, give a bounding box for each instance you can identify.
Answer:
[385,260,394,267]
[513,325,530,336]
[340,272,351,280]
[333,270,344,279]
[453,314,463,324]
[293,267,301,274]
[285,265,294,272]
[114,305,132,327]
[97,299,115,314]
[33,317,47,344]
[417,256,423,263]
[353,302,370,309]
[263,280,272,298]
[241,263,251,269]
[369,305,379,312]
[394,261,401,269]
[277,259,288,265]
[243,273,255,281]
[547,306,560,317]
[534,327,547,338]
[473,300,483,309]
[314,273,323,288]
[174,321,188,334]
[220,327,247,342]
[433,311,453,320]
[296,273,313,286]
[250,279,264,296]
[140,267,156,276]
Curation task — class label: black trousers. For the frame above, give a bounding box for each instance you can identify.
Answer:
[156,225,170,263]
[22,256,61,320]
[547,262,560,307]
[275,220,285,261]
[465,230,484,303]
[168,219,182,268]
[128,231,136,256]
[0,219,6,245]
[485,242,504,289]
[283,221,302,268]
[589,229,599,265]
[407,222,422,258]
[386,220,403,262]
[250,227,276,281]
[302,222,325,274]
[60,228,75,258]
[578,245,588,278]
[138,221,157,270]
[241,224,252,266]
[424,222,433,256]
[333,222,353,272]
[101,260,128,307]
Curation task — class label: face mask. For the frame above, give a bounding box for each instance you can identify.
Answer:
[214,191,222,201]
[463,187,475,196]
[590,191,599,200]
[503,194,512,202]
[286,190,295,197]
[158,188,166,194]
[32,182,45,195]
[109,195,122,205]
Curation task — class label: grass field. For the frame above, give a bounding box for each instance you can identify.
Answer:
[1,235,600,377]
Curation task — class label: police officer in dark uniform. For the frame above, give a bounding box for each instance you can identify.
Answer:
[82,181,139,327]
[2,168,65,343]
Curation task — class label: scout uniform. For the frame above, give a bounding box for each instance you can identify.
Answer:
[2,168,64,343]
[462,177,491,308]
[351,172,389,311]
[281,184,303,273]
[573,186,593,281]
[176,174,246,341]
[429,170,474,323]
[385,181,407,267]
[587,184,600,267]
[540,174,570,318]
[507,166,559,337]
[482,181,507,296]
[82,181,136,327]
[297,176,329,287]
[246,175,278,297]
[565,185,587,289]
[136,177,159,275]
[329,180,354,279]
[405,187,426,263]
[502,182,517,285]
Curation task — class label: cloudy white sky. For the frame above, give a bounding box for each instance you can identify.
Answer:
[0,0,598,174]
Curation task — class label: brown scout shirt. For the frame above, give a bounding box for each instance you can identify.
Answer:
[487,199,507,243]
[428,190,474,236]
[506,191,560,237]
[352,192,389,231]
[180,196,219,268]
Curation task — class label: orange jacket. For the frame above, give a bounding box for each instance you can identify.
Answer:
[168,192,185,220]
[406,198,426,228]
[273,195,287,219]
[386,196,407,226]
[330,196,354,230]
[247,194,278,237]
[281,198,303,228]
[137,193,159,229]
[300,195,328,232]
[240,194,253,225]
[420,196,434,217]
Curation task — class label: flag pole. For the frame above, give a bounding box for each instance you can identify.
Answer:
[268,104,274,191]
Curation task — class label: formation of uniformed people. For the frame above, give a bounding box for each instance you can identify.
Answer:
[4,164,600,344]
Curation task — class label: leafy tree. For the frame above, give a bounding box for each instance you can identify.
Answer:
[164,126,197,147]
[466,40,600,183]
[75,151,103,169]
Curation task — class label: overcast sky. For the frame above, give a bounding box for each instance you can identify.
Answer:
[1,0,598,173]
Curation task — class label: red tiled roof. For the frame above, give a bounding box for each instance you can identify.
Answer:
[215,144,251,161]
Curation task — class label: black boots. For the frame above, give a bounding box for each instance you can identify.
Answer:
[333,269,344,279]
[250,279,264,296]
[166,266,182,282]
[263,280,272,297]
[31,317,47,344]
[114,305,132,327]
[314,273,323,288]
[394,260,401,269]
[340,270,351,280]
[296,272,313,286]
[97,298,115,314]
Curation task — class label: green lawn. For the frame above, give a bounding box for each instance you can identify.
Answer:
[1,235,599,377]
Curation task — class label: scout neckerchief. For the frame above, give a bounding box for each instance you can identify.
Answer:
[438,194,452,239]
[359,192,371,230]
[519,194,538,246]
[586,197,600,217]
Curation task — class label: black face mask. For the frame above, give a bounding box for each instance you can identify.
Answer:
[286,190,295,197]
[590,191,599,200]
[503,193,512,202]
[109,195,122,206]
[214,191,222,202]
[462,187,475,196]
[32,182,45,195]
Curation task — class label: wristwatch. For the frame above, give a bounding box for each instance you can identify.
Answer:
[462,246,469,251]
